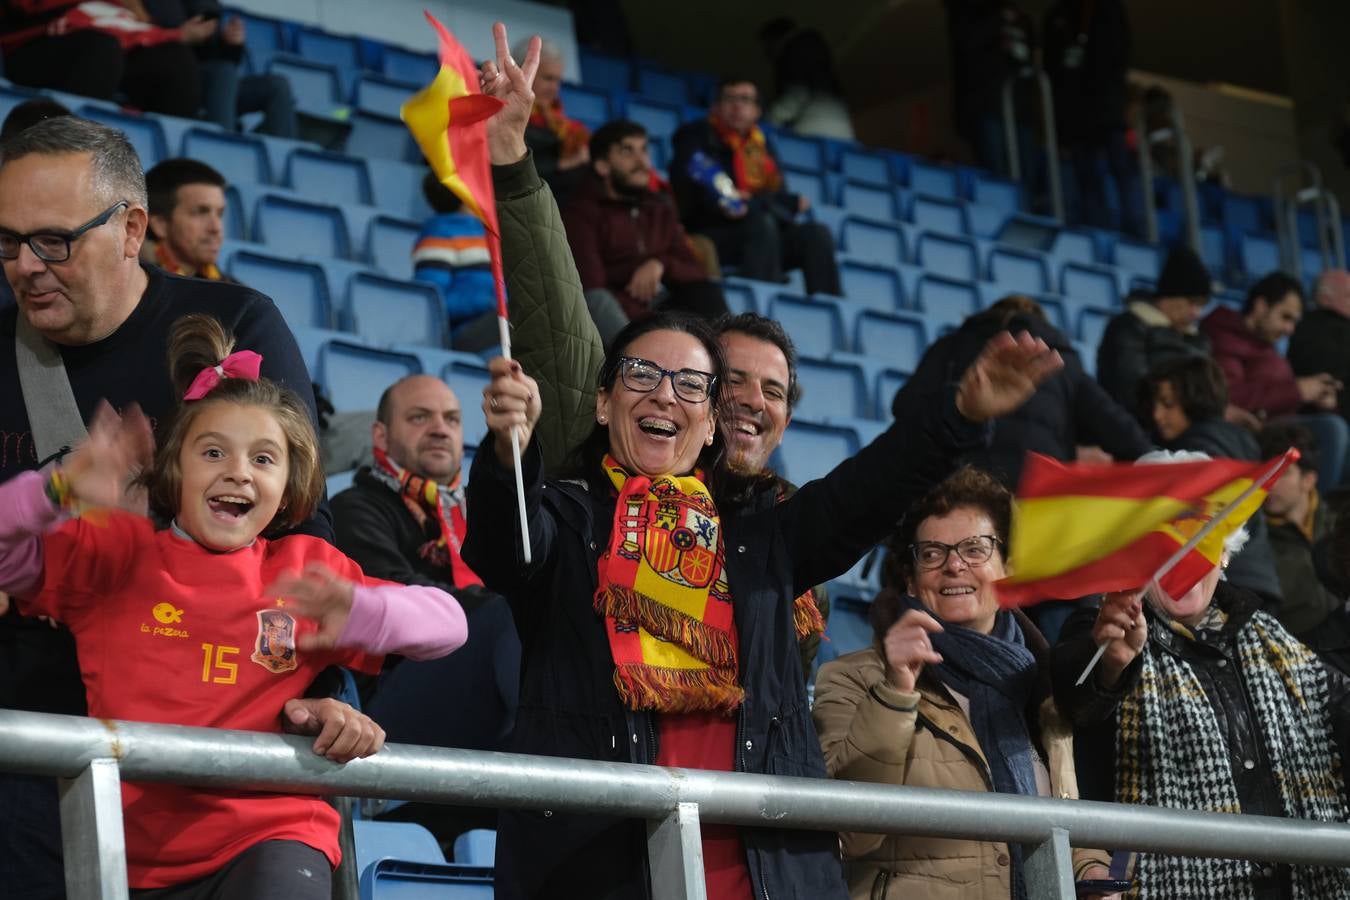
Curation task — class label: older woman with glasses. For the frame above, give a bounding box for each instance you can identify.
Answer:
[462,307,1060,900]
[813,466,1115,900]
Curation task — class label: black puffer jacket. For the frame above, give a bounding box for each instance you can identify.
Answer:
[1051,583,1350,900]
[895,310,1151,487]
[463,389,985,900]
[1096,305,1210,410]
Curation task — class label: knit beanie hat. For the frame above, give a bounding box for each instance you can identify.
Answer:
[1155,246,1210,299]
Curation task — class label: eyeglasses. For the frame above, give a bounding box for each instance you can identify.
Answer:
[615,356,717,403]
[909,535,1003,570]
[0,199,129,263]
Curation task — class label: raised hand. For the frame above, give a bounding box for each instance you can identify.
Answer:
[268,563,355,652]
[282,697,386,762]
[483,356,541,467]
[882,609,944,693]
[478,21,542,165]
[62,402,154,509]
[955,330,1063,422]
[1091,589,1148,688]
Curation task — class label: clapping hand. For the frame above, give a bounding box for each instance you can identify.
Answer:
[478,22,542,165]
[955,331,1063,422]
[63,402,154,510]
[269,563,356,652]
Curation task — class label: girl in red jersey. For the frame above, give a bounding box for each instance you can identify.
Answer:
[0,314,468,899]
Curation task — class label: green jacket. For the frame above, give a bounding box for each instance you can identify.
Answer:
[1268,501,1340,636]
[494,151,605,474]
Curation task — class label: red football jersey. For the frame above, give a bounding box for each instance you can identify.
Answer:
[22,511,385,889]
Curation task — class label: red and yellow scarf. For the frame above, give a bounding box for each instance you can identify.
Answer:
[155,241,223,281]
[371,447,481,589]
[594,455,743,714]
[710,113,782,195]
[529,98,591,158]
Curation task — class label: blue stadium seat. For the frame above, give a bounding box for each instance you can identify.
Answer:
[327,469,356,496]
[1078,306,1114,348]
[293,27,362,96]
[767,294,847,357]
[442,361,492,448]
[579,50,632,94]
[908,160,959,199]
[346,273,446,348]
[360,860,494,899]
[1073,339,1097,377]
[794,357,869,422]
[917,274,980,328]
[181,127,272,186]
[368,158,432,221]
[839,260,903,312]
[987,247,1050,295]
[1238,232,1281,281]
[77,106,167,167]
[841,217,906,265]
[289,325,356,378]
[320,342,422,414]
[346,111,418,163]
[1060,262,1120,308]
[840,149,891,188]
[452,830,497,868]
[252,194,351,259]
[853,310,927,373]
[622,98,681,143]
[366,215,420,280]
[235,10,285,74]
[875,369,909,418]
[352,74,417,119]
[721,277,779,317]
[840,182,898,221]
[1034,296,1070,334]
[382,46,439,87]
[559,83,612,132]
[268,55,342,115]
[771,131,826,172]
[223,186,245,239]
[784,169,826,209]
[1113,239,1163,282]
[966,203,1012,239]
[968,173,1021,215]
[909,196,968,237]
[916,232,979,282]
[636,65,688,106]
[1199,224,1228,282]
[388,344,484,378]
[1049,229,1096,267]
[1222,194,1266,237]
[721,281,758,316]
[778,421,859,485]
[285,149,373,206]
[229,251,333,329]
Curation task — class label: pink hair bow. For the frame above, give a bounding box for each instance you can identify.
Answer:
[183,350,263,401]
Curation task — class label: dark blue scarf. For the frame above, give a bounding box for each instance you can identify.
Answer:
[901,594,1039,899]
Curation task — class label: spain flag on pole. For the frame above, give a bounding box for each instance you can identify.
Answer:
[995,450,1298,608]
[401,12,507,316]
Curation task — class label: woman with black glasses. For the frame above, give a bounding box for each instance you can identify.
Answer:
[812,467,1118,900]
[462,307,1060,900]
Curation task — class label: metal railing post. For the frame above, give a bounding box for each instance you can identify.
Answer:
[1172,104,1202,254]
[1023,826,1076,900]
[59,758,128,900]
[647,801,708,900]
[1000,72,1065,222]
[331,797,360,900]
[1135,106,1159,244]
[1135,104,1201,252]
[1274,162,1346,280]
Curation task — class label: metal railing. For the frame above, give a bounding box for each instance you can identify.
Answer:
[1135,103,1202,254]
[1000,70,1066,222]
[1273,161,1347,281]
[5,709,1350,900]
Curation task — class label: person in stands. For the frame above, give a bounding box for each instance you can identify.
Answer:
[143,158,232,282]
[517,37,590,205]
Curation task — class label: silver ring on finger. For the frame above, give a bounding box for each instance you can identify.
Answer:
[490,395,499,411]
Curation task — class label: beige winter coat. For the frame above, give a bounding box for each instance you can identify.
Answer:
[813,647,1108,900]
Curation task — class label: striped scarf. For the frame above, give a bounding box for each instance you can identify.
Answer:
[155,241,222,281]
[1116,610,1350,899]
[370,447,481,589]
[594,455,743,714]
[529,98,590,158]
[709,113,782,194]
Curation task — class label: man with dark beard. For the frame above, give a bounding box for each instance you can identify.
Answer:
[562,119,728,345]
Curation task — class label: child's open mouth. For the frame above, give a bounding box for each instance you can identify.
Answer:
[207,495,254,519]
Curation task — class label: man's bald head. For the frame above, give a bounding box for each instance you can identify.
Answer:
[374,375,464,483]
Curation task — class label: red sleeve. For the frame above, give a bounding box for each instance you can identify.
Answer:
[1220,351,1302,417]
[22,511,144,624]
[561,198,610,291]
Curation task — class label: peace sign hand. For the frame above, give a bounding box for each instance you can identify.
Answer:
[479,22,542,165]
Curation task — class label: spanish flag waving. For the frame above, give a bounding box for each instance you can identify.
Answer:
[996,450,1298,607]
[401,12,506,315]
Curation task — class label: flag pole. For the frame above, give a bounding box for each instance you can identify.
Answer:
[1074,450,1294,686]
[489,238,532,565]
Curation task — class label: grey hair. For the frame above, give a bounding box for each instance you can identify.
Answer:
[0,116,148,208]
[1136,449,1249,557]
[513,36,563,67]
